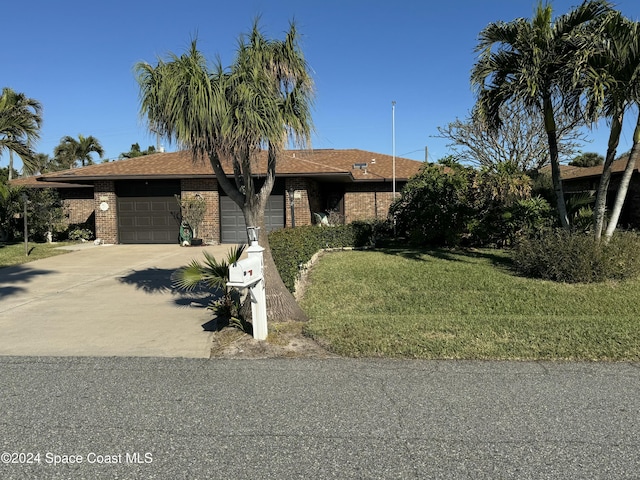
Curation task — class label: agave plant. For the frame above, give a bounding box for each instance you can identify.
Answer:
[173,244,249,330]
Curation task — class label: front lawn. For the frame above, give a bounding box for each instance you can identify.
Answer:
[0,242,73,268]
[300,248,640,361]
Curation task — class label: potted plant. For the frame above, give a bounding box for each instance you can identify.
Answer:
[175,194,207,245]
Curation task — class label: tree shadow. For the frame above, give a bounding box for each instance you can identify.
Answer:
[0,265,55,299]
[378,246,515,272]
[117,267,224,310]
[379,247,468,263]
[117,267,177,294]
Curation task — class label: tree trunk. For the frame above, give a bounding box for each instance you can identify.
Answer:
[209,148,308,322]
[594,112,623,242]
[243,208,308,322]
[604,110,640,241]
[543,98,569,229]
[8,151,13,181]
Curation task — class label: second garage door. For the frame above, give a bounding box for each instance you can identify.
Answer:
[220,195,284,243]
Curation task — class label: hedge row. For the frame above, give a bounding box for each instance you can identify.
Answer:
[512,229,640,283]
[269,221,385,292]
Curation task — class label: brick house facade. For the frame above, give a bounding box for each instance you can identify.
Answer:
[16,149,422,244]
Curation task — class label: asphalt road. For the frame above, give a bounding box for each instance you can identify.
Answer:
[1,357,638,479]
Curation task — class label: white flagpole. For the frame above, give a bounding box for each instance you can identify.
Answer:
[392,101,396,198]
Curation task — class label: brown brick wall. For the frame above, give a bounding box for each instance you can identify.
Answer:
[344,182,396,223]
[59,188,94,226]
[94,181,118,244]
[181,178,220,244]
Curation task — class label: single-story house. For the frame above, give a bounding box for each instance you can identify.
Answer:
[12,149,423,244]
[561,154,640,228]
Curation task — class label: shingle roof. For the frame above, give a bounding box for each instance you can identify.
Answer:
[9,176,92,189]
[561,155,638,181]
[28,149,422,184]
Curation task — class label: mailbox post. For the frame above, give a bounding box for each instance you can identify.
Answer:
[227,227,268,340]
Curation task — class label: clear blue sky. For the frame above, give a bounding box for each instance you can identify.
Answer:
[3,0,640,172]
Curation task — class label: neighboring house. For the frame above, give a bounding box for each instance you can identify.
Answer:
[561,154,640,228]
[11,149,423,244]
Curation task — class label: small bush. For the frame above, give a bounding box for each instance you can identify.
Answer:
[68,228,94,241]
[512,229,640,283]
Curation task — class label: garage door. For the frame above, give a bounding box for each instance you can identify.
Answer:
[116,180,181,244]
[118,197,181,244]
[220,195,284,243]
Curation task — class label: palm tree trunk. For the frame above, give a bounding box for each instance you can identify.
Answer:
[544,98,570,229]
[243,202,308,323]
[8,150,13,181]
[594,112,623,241]
[604,110,640,240]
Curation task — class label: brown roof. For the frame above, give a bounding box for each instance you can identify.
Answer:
[9,176,92,189]
[29,149,422,184]
[561,155,638,181]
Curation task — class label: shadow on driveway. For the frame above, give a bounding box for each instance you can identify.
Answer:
[0,265,55,299]
[117,267,224,309]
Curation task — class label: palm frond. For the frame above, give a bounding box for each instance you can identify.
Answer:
[173,244,247,292]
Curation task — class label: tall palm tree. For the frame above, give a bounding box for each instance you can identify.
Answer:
[136,20,314,322]
[603,19,640,240]
[0,87,43,181]
[471,0,611,229]
[54,134,104,168]
[585,14,640,240]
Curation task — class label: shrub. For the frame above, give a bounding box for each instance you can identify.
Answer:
[512,229,640,283]
[68,228,94,241]
[501,196,555,243]
[390,163,474,246]
[269,221,386,292]
[390,162,541,248]
[1,187,66,242]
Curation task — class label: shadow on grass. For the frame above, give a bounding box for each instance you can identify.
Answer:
[0,264,55,299]
[379,247,515,272]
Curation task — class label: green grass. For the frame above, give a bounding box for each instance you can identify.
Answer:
[300,248,640,361]
[0,242,74,268]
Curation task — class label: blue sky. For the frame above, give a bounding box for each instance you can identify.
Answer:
[3,0,640,172]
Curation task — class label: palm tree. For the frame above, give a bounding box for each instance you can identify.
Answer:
[471,0,611,229]
[605,118,640,239]
[22,152,54,176]
[136,20,314,322]
[585,14,640,240]
[54,134,104,168]
[0,87,43,181]
[173,244,248,329]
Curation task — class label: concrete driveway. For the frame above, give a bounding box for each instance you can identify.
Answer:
[0,243,232,358]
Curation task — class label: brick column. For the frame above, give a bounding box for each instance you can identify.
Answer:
[94,180,118,244]
[181,178,220,244]
[285,178,312,227]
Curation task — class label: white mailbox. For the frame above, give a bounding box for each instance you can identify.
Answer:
[228,257,263,288]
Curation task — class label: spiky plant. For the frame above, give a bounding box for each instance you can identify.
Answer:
[173,244,248,330]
